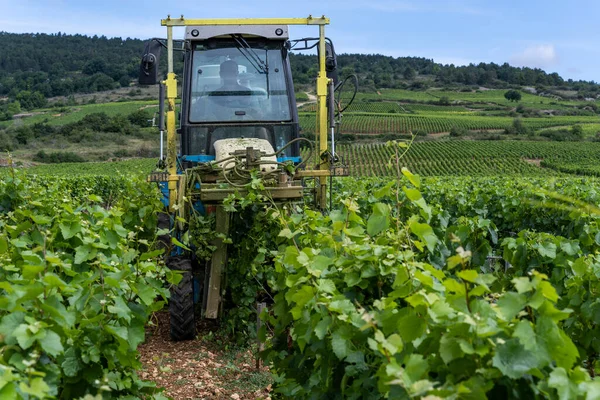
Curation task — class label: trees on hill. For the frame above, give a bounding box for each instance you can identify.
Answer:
[504,90,522,102]
[0,31,598,101]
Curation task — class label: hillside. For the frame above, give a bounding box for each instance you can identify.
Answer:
[1,31,599,111]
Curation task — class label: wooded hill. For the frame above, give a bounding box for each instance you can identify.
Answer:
[1,31,599,105]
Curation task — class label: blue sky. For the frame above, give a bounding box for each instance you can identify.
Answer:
[1,0,599,82]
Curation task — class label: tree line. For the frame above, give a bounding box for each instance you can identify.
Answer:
[0,31,598,115]
[290,53,599,96]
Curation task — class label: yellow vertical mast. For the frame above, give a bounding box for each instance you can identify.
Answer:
[163,17,179,212]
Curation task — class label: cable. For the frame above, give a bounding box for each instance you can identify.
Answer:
[334,74,359,115]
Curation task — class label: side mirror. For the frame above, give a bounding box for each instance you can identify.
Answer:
[139,39,163,85]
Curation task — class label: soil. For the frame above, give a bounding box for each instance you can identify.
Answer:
[523,158,543,166]
[139,312,272,400]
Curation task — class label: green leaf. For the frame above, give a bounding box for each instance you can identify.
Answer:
[401,167,420,188]
[329,298,355,314]
[537,317,578,370]
[61,347,81,377]
[512,277,534,294]
[43,274,67,289]
[22,265,44,279]
[439,336,463,364]
[128,324,145,350]
[559,240,580,256]
[39,330,63,357]
[0,313,25,339]
[60,221,81,239]
[74,245,92,264]
[314,316,331,340]
[14,324,36,349]
[136,285,156,306]
[107,296,132,322]
[446,255,463,270]
[538,281,559,303]
[492,338,539,379]
[536,241,557,259]
[404,354,428,384]
[171,237,191,251]
[331,331,348,359]
[316,279,336,294]
[409,221,438,252]
[19,377,50,398]
[367,213,389,237]
[309,255,333,277]
[139,249,163,261]
[278,228,294,239]
[457,270,478,283]
[403,187,423,202]
[548,368,580,400]
[0,383,16,399]
[397,310,426,342]
[31,214,52,225]
[496,292,526,321]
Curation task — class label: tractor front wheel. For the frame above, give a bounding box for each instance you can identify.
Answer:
[168,256,195,341]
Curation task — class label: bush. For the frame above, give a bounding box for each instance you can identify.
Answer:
[263,187,599,398]
[449,125,468,137]
[33,150,86,163]
[571,124,584,138]
[0,131,13,151]
[538,128,583,142]
[504,89,522,102]
[128,109,153,127]
[438,96,450,106]
[504,118,529,135]
[0,174,170,398]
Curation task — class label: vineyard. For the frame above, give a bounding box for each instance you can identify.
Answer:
[5,139,600,180]
[264,173,600,398]
[299,112,600,135]
[3,88,600,398]
[295,87,600,137]
[6,157,600,398]
[300,140,600,177]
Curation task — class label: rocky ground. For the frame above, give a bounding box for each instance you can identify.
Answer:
[139,312,272,400]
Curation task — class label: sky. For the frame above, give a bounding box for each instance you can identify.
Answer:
[1,0,599,82]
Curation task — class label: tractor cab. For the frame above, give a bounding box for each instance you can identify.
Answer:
[179,25,300,168]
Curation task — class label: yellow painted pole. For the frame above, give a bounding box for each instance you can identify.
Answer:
[164,25,179,212]
[315,24,330,209]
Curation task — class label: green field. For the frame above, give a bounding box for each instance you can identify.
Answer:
[300,112,599,135]
[297,88,600,137]
[10,139,598,180]
[5,100,158,127]
[10,158,156,176]
[299,140,600,177]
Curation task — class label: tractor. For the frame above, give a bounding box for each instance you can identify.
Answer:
[139,15,353,341]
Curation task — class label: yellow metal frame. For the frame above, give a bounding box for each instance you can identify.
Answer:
[160,15,332,210]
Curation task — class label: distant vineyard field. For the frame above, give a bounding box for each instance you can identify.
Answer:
[302,140,600,177]
[299,112,600,134]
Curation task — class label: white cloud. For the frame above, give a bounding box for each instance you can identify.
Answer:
[510,44,558,68]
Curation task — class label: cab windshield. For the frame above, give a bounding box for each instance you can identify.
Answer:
[189,41,291,123]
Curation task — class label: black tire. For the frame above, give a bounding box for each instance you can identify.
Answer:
[168,257,195,341]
